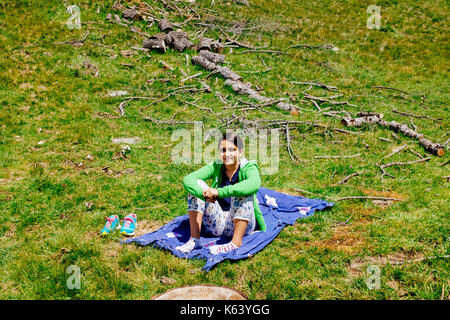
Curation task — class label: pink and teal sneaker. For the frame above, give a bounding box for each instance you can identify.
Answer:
[120,214,137,236]
[100,215,120,236]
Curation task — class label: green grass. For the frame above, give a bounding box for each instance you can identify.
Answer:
[0,0,448,299]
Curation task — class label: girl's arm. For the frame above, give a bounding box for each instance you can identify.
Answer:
[182,161,216,200]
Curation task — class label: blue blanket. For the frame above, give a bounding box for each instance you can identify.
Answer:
[122,187,334,271]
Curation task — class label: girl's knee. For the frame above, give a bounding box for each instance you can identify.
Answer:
[187,194,205,212]
[231,196,254,213]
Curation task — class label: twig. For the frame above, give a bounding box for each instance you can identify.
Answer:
[292,81,338,91]
[43,31,90,46]
[409,117,418,131]
[379,157,431,169]
[408,149,424,159]
[314,153,361,159]
[335,196,402,202]
[285,124,300,162]
[180,72,202,83]
[303,92,357,107]
[440,160,449,167]
[392,109,442,121]
[382,144,409,159]
[332,215,353,226]
[372,85,410,95]
[376,157,431,182]
[140,86,208,111]
[179,97,214,113]
[333,128,360,135]
[118,101,127,116]
[287,43,339,52]
[292,188,334,201]
[390,255,450,266]
[160,60,175,71]
[142,116,201,125]
[334,172,360,185]
[224,37,267,50]
[237,49,289,55]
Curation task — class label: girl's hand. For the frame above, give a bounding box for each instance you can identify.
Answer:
[203,188,219,203]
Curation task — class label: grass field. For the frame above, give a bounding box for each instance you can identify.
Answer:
[0,0,448,299]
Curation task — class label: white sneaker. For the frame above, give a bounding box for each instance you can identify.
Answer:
[176,237,201,253]
[209,241,238,255]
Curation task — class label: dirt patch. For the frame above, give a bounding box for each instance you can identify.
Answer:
[307,225,366,254]
[84,230,99,241]
[360,188,408,202]
[339,206,379,225]
[131,219,164,237]
[0,222,16,239]
[103,241,123,258]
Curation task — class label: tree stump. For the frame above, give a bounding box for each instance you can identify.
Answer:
[342,116,444,156]
[143,33,167,52]
[216,66,242,81]
[199,50,225,64]
[158,19,174,32]
[122,8,141,21]
[192,55,217,71]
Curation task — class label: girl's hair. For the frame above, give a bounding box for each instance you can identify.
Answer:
[218,132,244,150]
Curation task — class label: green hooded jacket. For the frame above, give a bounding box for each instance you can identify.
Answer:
[182,158,266,231]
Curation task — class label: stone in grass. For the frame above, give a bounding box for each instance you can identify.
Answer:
[84,202,94,210]
[107,90,128,97]
[120,145,131,157]
[112,137,142,145]
[160,276,177,285]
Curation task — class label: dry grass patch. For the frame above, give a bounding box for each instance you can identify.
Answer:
[308,225,366,254]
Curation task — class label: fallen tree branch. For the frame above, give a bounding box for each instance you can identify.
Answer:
[392,109,442,121]
[292,188,335,201]
[302,92,357,107]
[180,72,202,83]
[237,49,289,55]
[376,157,431,182]
[382,144,409,159]
[342,115,445,156]
[292,81,338,91]
[288,43,339,52]
[335,196,402,202]
[390,255,450,266]
[142,116,201,125]
[333,172,361,185]
[380,137,394,143]
[372,85,410,95]
[285,124,300,162]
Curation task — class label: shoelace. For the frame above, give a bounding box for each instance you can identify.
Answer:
[122,216,135,228]
[105,216,116,228]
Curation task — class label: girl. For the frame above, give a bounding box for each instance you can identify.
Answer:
[176,132,266,255]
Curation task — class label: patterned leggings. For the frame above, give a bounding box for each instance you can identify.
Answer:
[187,194,256,237]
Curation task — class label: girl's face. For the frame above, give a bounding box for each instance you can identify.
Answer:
[219,140,242,166]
